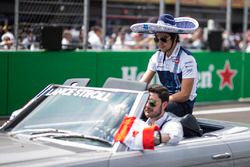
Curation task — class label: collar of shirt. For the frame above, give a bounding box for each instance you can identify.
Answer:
[165,43,181,60]
[146,112,171,128]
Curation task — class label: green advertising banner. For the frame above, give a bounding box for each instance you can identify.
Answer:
[6,51,97,113]
[242,53,250,99]
[96,51,244,102]
[96,51,152,86]
[194,52,242,102]
[0,52,8,116]
[0,51,249,116]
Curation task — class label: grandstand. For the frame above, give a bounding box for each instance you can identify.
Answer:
[0,0,249,50]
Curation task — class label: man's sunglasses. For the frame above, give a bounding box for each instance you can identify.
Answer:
[149,100,157,107]
[154,36,171,43]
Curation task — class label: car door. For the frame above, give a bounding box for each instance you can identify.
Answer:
[109,136,233,167]
[222,130,250,167]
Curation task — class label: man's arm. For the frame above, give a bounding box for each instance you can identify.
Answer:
[169,78,194,102]
[140,69,155,84]
[159,121,183,145]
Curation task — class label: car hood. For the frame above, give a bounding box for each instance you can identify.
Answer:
[0,133,111,167]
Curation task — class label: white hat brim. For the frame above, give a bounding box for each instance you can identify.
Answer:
[130,17,199,34]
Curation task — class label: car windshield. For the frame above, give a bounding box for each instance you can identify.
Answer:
[11,86,139,145]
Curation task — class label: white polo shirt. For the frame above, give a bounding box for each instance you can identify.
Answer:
[147,43,198,101]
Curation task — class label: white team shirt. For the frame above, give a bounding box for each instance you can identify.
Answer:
[147,43,198,101]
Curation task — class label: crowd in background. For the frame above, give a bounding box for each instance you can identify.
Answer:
[1,22,250,52]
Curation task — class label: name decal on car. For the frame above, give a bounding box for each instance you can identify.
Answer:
[45,88,112,102]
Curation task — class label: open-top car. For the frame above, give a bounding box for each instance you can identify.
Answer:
[1,78,250,167]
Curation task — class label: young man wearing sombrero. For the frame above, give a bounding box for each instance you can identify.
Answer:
[131,13,199,117]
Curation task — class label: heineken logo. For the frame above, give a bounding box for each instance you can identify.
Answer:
[217,60,237,90]
[121,62,238,91]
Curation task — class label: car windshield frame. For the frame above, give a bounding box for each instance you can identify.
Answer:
[9,85,149,148]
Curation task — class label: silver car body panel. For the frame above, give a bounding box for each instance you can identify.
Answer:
[1,84,250,167]
[0,133,111,167]
[110,136,233,167]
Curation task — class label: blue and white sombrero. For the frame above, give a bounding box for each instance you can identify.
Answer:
[130,14,199,34]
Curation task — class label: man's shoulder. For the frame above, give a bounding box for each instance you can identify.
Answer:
[161,112,181,124]
[161,113,182,129]
[152,50,162,57]
[167,112,179,119]
[180,51,197,65]
[149,50,163,62]
[180,46,193,56]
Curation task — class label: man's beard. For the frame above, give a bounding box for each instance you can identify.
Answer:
[145,103,163,118]
[154,103,163,118]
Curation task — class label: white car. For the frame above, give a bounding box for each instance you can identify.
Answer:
[1,78,250,167]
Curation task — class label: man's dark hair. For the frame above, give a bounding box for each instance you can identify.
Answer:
[169,33,180,42]
[148,84,169,102]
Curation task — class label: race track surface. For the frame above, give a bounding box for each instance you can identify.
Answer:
[194,101,250,124]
